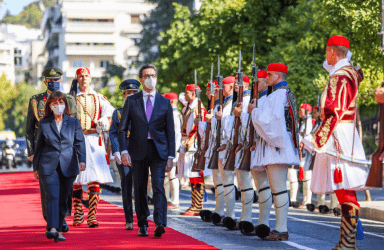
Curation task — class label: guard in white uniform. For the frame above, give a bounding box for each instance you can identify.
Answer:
[72,67,115,228]
[164,92,182,209]
[248,63,300,241]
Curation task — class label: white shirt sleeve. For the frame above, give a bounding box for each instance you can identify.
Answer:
[251,89,288,149]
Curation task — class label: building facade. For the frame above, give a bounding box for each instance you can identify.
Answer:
[39,0,156,91]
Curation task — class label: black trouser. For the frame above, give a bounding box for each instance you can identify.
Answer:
[132,139,167,227]
[116,163,134,224]
[40,165,76,232]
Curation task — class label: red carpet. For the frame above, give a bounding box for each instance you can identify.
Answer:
[0,172,218,249]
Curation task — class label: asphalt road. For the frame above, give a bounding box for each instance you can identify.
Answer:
[101,188,384,250]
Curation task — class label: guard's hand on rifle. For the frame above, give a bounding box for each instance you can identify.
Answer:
[235,144,242,154]
[79,162,86,172]
[248,101,256,114]
[194,117,200,126]
[217,144,226,152]
[114,152,122,165]
[122,152,132,167]
[233,106,242,117]
[375,87,384,103]
[250,143,256,152]
[205,113,213,123]
[97,117,110,131]
[215,107,223,120]
[165,158,173,172]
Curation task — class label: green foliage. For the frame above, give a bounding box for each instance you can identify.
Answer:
[0,0,54,29]
[98,76,126,108]
[156,0,382,111]
[101,64,127,88]
[137,0,194,64]
[0,74,42,137]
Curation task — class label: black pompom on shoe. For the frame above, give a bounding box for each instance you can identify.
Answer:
[199,210,212,222]
[240,221,255,235]
[306,204,316,212]
[211,212,223,225]
[319,205,330,214]
[223,217,237,230]
[333,207,341,216]
[291,201,300,208]
[255,224,270,239]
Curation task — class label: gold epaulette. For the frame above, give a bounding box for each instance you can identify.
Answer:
[117,110,121,122]
[31,98,40,122]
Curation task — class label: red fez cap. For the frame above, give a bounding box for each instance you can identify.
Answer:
[235,74,250,83]
[300,103,312,112]
[267,63,288,74]
[223,76,235,84]
[258,70,268,79]
[165,92,178,100]
[327,36,350,48]
[185,84,201,91]
[207,80,219,89]
[76,67,90,76]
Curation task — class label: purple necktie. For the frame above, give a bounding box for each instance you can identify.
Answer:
[146,94,153,138]
[146,94,153,121]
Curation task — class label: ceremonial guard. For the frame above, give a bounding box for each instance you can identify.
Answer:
[222,73,253,231]
[302,36,368,249]
[26,67,77,232]
[288,103,313,208]
[198,80,225,223]
[213,76,235,224]
[177,84,207,216]
[72,67,115,227]
[164,92,182,209]
[248,63,300,240]
[109,79,140,230]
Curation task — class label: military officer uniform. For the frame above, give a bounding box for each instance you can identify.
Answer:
[109,79,140,230]
[26,67,77,232]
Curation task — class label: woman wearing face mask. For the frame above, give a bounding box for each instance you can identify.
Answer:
[33,91,86,243]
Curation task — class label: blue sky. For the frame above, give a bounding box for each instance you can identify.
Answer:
[0,0,37,19]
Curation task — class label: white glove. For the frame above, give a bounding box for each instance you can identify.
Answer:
[180,146,186,153]
[97,117,110,131]
[114,152,122,165]
[96,126,102,133]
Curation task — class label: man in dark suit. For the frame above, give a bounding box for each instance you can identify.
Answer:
[118,64,175,238]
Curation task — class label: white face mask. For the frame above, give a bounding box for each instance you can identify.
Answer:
[51,104,66,115]
[144,77,157,90]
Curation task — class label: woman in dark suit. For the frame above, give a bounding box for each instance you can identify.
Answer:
[33,91,86,243]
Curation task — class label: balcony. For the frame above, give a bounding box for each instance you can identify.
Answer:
[66,45,116,56]
[66,22,115,33]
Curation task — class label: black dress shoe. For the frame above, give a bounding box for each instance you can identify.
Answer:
[154,224,165,237]
[125,223,133,230]
[138,225,148,237]
[45,231,59,240]
[62,220,69,233]
[58,236,66,241]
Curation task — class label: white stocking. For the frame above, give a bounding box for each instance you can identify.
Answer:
[317,194,326,206]
[287,167,298,202]
[330,193,338,209]
[236,169,253,223]
[302,170,312,205]
[169,165,180,205]
[212,169,225,216]
[252,169,272,227]
[222,169,236,219]
[266,164,289,233]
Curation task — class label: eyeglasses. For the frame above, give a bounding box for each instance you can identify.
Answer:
[142,74,157,79]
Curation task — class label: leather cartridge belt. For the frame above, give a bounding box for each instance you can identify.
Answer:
[83,128,98,135]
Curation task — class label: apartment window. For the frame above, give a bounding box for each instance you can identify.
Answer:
[14,57,22,66]
[14,49,21,55]
[100,60,110,68]
[131,15,140,24]
[73,60,83,68]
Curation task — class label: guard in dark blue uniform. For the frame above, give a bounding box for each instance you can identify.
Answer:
[109,79,140,230]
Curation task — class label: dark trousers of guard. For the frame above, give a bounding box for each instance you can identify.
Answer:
[116,163,134,223]
[132,139,167,227]
[40,164,76,232]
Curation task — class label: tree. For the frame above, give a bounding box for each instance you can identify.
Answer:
[138,0,194,64]
[101,64,127,88]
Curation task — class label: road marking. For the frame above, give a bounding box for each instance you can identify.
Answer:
[283,241,317,250]
[288,216,384,239]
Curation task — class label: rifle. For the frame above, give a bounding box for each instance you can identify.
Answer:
[224,51,243,171]
[191,70,203,171]
[192,64,215,172]
[366,82,384,188]
[69,79,78,98]
[239,45,258,171]
[208,56,224,170]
